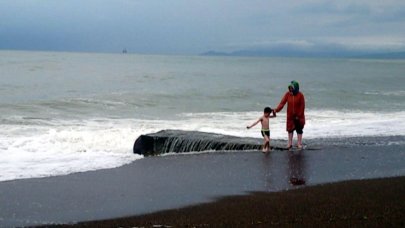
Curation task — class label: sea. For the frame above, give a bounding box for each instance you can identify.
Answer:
[1,50,404,182]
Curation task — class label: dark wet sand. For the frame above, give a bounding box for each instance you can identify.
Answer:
[61,176,405,227]
[1,136,404,227]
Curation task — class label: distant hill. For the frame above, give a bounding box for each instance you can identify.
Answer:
[201,49,405,59]
[200,51,230,56]
[354,52,405,59]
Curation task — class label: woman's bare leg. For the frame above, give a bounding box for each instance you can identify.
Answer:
[287,132,293,149]
[297,134,303,148]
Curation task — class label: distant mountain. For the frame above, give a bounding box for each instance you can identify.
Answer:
[200,51,231,56]
[354,52,405,59]
[201,49,405,59]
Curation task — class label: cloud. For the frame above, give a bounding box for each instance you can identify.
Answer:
[318,36,405,52]
[222,36,405,56]
[294,1,371,16]
[293,1,405,25]
[0,0,404,54]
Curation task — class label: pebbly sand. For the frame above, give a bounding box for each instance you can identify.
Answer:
[62,176,405,227]
[0,136,404,227]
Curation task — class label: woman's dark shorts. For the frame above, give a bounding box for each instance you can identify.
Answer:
[289,119,303,134]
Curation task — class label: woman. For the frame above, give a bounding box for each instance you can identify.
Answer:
[274,80,305,149]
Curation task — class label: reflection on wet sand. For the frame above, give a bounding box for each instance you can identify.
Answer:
[260,149,308,191]
[288,150,306,186]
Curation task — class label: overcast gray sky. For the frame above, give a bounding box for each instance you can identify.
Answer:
[1,0,405,54]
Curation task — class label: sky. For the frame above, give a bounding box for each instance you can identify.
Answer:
[1,0,405,55]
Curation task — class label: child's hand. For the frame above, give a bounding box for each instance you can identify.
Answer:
[246,126,250,129]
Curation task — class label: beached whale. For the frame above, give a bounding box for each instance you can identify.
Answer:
[133,130,269,156]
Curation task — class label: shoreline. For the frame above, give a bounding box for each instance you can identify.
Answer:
[60,176,405,227]
[1,135,404,227]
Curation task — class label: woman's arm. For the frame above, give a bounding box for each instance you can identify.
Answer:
[297,93,305,116]
[275,92,289,113]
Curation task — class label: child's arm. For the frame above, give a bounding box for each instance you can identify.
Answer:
[247,118,261,129]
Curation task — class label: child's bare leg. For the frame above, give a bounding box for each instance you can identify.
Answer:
[269,138,271,151]
[266,136,270,151]
[263,136,270,152]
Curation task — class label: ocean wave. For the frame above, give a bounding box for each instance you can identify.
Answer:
[0,118,144,182]
[364,90,405,96]
[1,109,404,182]
[177,110,405,139]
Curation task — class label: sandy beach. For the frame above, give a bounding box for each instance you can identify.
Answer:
[63,176,405,227]
[0,136,404,227]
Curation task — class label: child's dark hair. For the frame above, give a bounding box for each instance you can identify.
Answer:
[264,107,273,113]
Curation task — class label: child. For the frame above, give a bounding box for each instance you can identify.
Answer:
[247,107,276,153]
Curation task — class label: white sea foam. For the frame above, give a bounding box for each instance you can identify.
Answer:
[303,110,405,138]
[177,110,405,139]
[0,119,143,182]
[1,110,404,182]
[364,90,405,96]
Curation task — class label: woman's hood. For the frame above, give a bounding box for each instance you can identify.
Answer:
[289,80,300,95]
